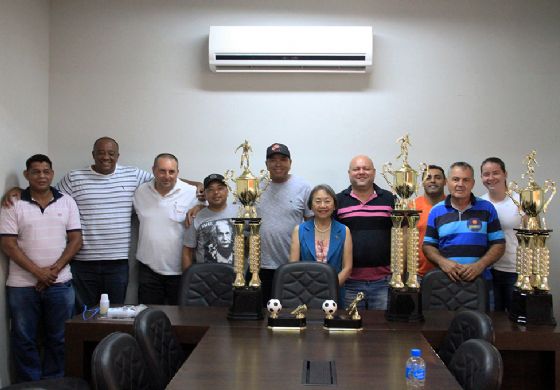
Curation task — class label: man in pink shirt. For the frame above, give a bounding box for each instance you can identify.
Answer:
[0,154,82,382]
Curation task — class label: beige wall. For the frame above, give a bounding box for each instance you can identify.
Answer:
[0,0,50,385]
[1,0,559,384]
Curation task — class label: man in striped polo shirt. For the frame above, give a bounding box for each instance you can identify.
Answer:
[56,137,153,308]
[423,162,505,283]
[336,155,395,310]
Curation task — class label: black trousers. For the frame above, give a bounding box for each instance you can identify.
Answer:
[138,262,181,305]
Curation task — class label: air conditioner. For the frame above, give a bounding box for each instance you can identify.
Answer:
[209,26,373,73]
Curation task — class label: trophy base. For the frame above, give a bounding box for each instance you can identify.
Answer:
[227,286,264,321]
[385,287,424,322]
[510,288,556,326]
[267,316,306,330]
[323,316,362,331]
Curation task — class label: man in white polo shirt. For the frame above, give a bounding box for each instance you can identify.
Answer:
[133,153,201,304]
[0,154,82,382]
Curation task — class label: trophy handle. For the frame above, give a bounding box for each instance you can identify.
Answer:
[542,180,556,214]
[381,162,397,194]
[507,181,523,216]
[419,162,428,182]
[256,169,271,200]
[224,170,238,201]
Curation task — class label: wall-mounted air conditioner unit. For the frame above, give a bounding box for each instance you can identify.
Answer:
[209,26,373,73]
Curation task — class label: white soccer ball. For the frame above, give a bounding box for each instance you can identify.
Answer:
[267,299,282,314]
[322,300,338,316]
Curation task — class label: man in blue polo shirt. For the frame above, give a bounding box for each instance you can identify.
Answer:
[423,162,505,282]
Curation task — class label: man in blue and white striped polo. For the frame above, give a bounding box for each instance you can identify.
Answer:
[423,161,505,283]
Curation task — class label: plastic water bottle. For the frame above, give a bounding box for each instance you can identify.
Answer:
[405,348,426,389]
[99,293,110,317]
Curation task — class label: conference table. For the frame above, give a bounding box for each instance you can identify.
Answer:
[65,306,560,389]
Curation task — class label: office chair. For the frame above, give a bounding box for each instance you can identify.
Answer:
[448,339,503,390]
[421,269,488,311]
[438,309,495,366]
[178,263,234,306]
[91,332,154,390]
[271,262,338,309]
[134,308,186,390]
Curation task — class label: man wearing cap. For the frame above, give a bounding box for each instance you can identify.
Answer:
[256,143,313,304]
[133,153,201,305]
[183,174,238,268]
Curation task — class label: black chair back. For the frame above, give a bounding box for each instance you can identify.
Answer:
[438,309,495,366]
[91,332,154,390]
[134,308,186,390]
[421,269,488,311]
[448,339,503,390]
[271,262,338,309]
[178,263,234,306]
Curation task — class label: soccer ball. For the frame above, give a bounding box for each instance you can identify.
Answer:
[267,299,282,316]
[322,300,338,318]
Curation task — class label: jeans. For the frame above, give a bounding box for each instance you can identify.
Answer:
[7,282,75,382]
[138,262,180,305]
[71,259,129,309]
[344,276,390,310]
[492,269,517,312]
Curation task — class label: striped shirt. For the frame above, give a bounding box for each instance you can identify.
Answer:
[336,183,394,274]
[57,165,152,261]
[423,194,505,266]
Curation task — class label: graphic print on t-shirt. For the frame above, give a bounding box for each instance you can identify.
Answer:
[197,218,235,264]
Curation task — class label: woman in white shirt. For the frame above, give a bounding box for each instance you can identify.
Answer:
[480,157,522,311]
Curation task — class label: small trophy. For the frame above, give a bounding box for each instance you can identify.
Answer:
[381,134,425,322]
[225,140,270,320]
[266,300,307,330]
[507,150,556,325]
[323,293,364,331]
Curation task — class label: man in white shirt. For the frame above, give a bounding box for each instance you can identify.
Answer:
[133,153,200,304]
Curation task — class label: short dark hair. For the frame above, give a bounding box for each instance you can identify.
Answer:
[427,164,446,180]
[449,161,474,177]
[153,153,179,168]
[26,154,52,170]
[480,157,506,173]
[307,184,337,210]
[93,137,119,152]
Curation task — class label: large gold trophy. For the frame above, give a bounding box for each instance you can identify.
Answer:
[381,134,426,322]
[507,150,556,325]
[225,140,270,320]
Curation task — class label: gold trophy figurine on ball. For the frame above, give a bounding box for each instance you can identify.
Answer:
[381,134,426,322]
[507,150,556,326]
[225,140,270,320]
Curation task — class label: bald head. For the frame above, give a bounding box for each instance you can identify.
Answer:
[348,155,376,192]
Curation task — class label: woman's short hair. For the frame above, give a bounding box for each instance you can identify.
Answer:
[307,184,338,210]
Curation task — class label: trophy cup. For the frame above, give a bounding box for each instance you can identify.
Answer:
[507,150,556,325]
[225,140,270,320]
[323,293,364,331]
[381,134,426,322]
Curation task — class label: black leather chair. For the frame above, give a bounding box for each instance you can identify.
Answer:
[448,339,503,390]
[1,377,89,389]
[134,308,186,390]
[438,309,495,366]
[421,269,488,311]
[271,262,338,309]
[91,332,154,390]
[178,263,234,306]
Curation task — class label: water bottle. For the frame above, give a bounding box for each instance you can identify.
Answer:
[405,348,426,389]
[99,293,110,317]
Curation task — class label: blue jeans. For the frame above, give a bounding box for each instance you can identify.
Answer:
[71,259,129,309]
[492,269,517,312]
[7,282,75,382]
[344,276,390,310]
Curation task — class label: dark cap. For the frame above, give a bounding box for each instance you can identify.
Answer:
[203,174,226,189]
[266,143,291,159]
